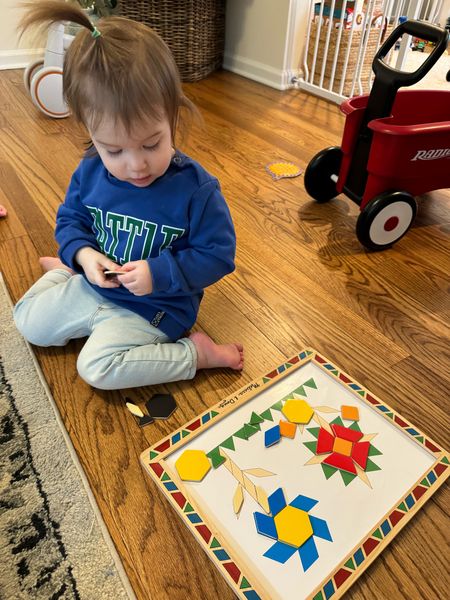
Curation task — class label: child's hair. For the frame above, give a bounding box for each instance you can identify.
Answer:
[19,1,196,142]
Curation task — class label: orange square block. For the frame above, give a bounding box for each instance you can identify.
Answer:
[333,437,353,457]
[279,420,296,439]
[341,405,360,421]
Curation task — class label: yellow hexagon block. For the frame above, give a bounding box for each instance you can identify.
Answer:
[274,506,313,547]
[175,449,211,481]
[282,399,314,424]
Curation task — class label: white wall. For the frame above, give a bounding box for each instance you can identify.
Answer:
[0,0,43,70]
[224,0,310,90]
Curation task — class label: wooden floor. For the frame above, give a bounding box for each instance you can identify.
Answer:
[0,68,449,599]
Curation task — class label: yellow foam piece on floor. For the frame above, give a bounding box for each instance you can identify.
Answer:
[175,449,211,481]
[266,162,302,180]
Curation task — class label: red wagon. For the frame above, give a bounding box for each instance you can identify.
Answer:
[304,20,450,250]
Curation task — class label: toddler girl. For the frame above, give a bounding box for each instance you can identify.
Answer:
[14,1,243,390]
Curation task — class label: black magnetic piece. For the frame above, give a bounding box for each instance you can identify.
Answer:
[146,394,177,420]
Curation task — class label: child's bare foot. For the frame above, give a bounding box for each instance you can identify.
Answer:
[0,205,7,218]
[189,331,244,371]
[39,256,74,274]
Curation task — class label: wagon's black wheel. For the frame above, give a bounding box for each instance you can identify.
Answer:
[304,146,342,203]
[356,191,417,251]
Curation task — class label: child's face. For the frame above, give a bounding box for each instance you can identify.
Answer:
[90,115,174,188]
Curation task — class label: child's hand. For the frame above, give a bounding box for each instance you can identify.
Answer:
[116,260,153,296]
[75,247,121,288]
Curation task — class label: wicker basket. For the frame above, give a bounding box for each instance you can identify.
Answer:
[307,21,393,96]
[117,0,226,82]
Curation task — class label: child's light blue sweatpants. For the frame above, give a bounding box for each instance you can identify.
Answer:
[13,270,197,390]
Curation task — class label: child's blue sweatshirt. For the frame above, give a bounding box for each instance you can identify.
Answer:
[55,151,236,341]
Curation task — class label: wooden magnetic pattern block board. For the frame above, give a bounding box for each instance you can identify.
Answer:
[141,349,449,599]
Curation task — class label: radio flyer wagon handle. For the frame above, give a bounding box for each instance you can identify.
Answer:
[361,20,448,129]
[340,19,448,201]
[373,20,449,87]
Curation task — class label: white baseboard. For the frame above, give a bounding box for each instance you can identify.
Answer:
[223,53,299,91]
[0,48,44,70]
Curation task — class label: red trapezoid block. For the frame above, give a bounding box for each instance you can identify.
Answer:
[425,440,440,453]
[352,442,370,470]
[289,356,300,364]
[265,369,279,379]
[366,394,379,405]
[389,510,405,527]
[172,491,187,509]
[317,428,335,453]
[154,439,171,453]
[324,452,357,474]
[363,537,380,556]
[332,424,363,442]
[334,568,352,588]
[187,419,201,432]
[149,462,164,477]
[315,354,326,363]
[223,562,241,584]
[196,524,212,544]
[339,373,351,384]
[434,462,448,477]
[394,415,409,427]
[412,485,427,501]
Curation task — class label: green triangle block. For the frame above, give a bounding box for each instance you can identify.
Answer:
[293,385,306,397]
[421,478,430,487]
[368,444,382,456]
[271,400,283,412]
[243,423,259,438]
[161,472,171,482]
[183,503,194,513]
[210,410,219,418]
[303,377,317,389]
[312,593,324,600]
[386,412,394,419]
[331,370,339,376]
[210,537,221,549]
[372,528,383,540]
[250,411,264,425]
[240,577,251,590]
[285,362,293,369]
[357,390,366,397]
[340,470,357,486]
[344,557,356,570]
[259,408,273,422]
[207,448,226,468]
[349,421,361,432]
[234,427,249,441]
[331,416,344,427]
[149,451,159,460]
[322,464,337,479]
[181,430,191,438]
[307,426,321,439]
[303,441,318,454]
[442,456,449,465]
[262,377,271,384]
[416,436,424,444]
[365,458,381,472]
[220,437,235,451]
[397,501,407,512]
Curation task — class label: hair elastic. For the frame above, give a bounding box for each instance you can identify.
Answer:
[91,26,101,39]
